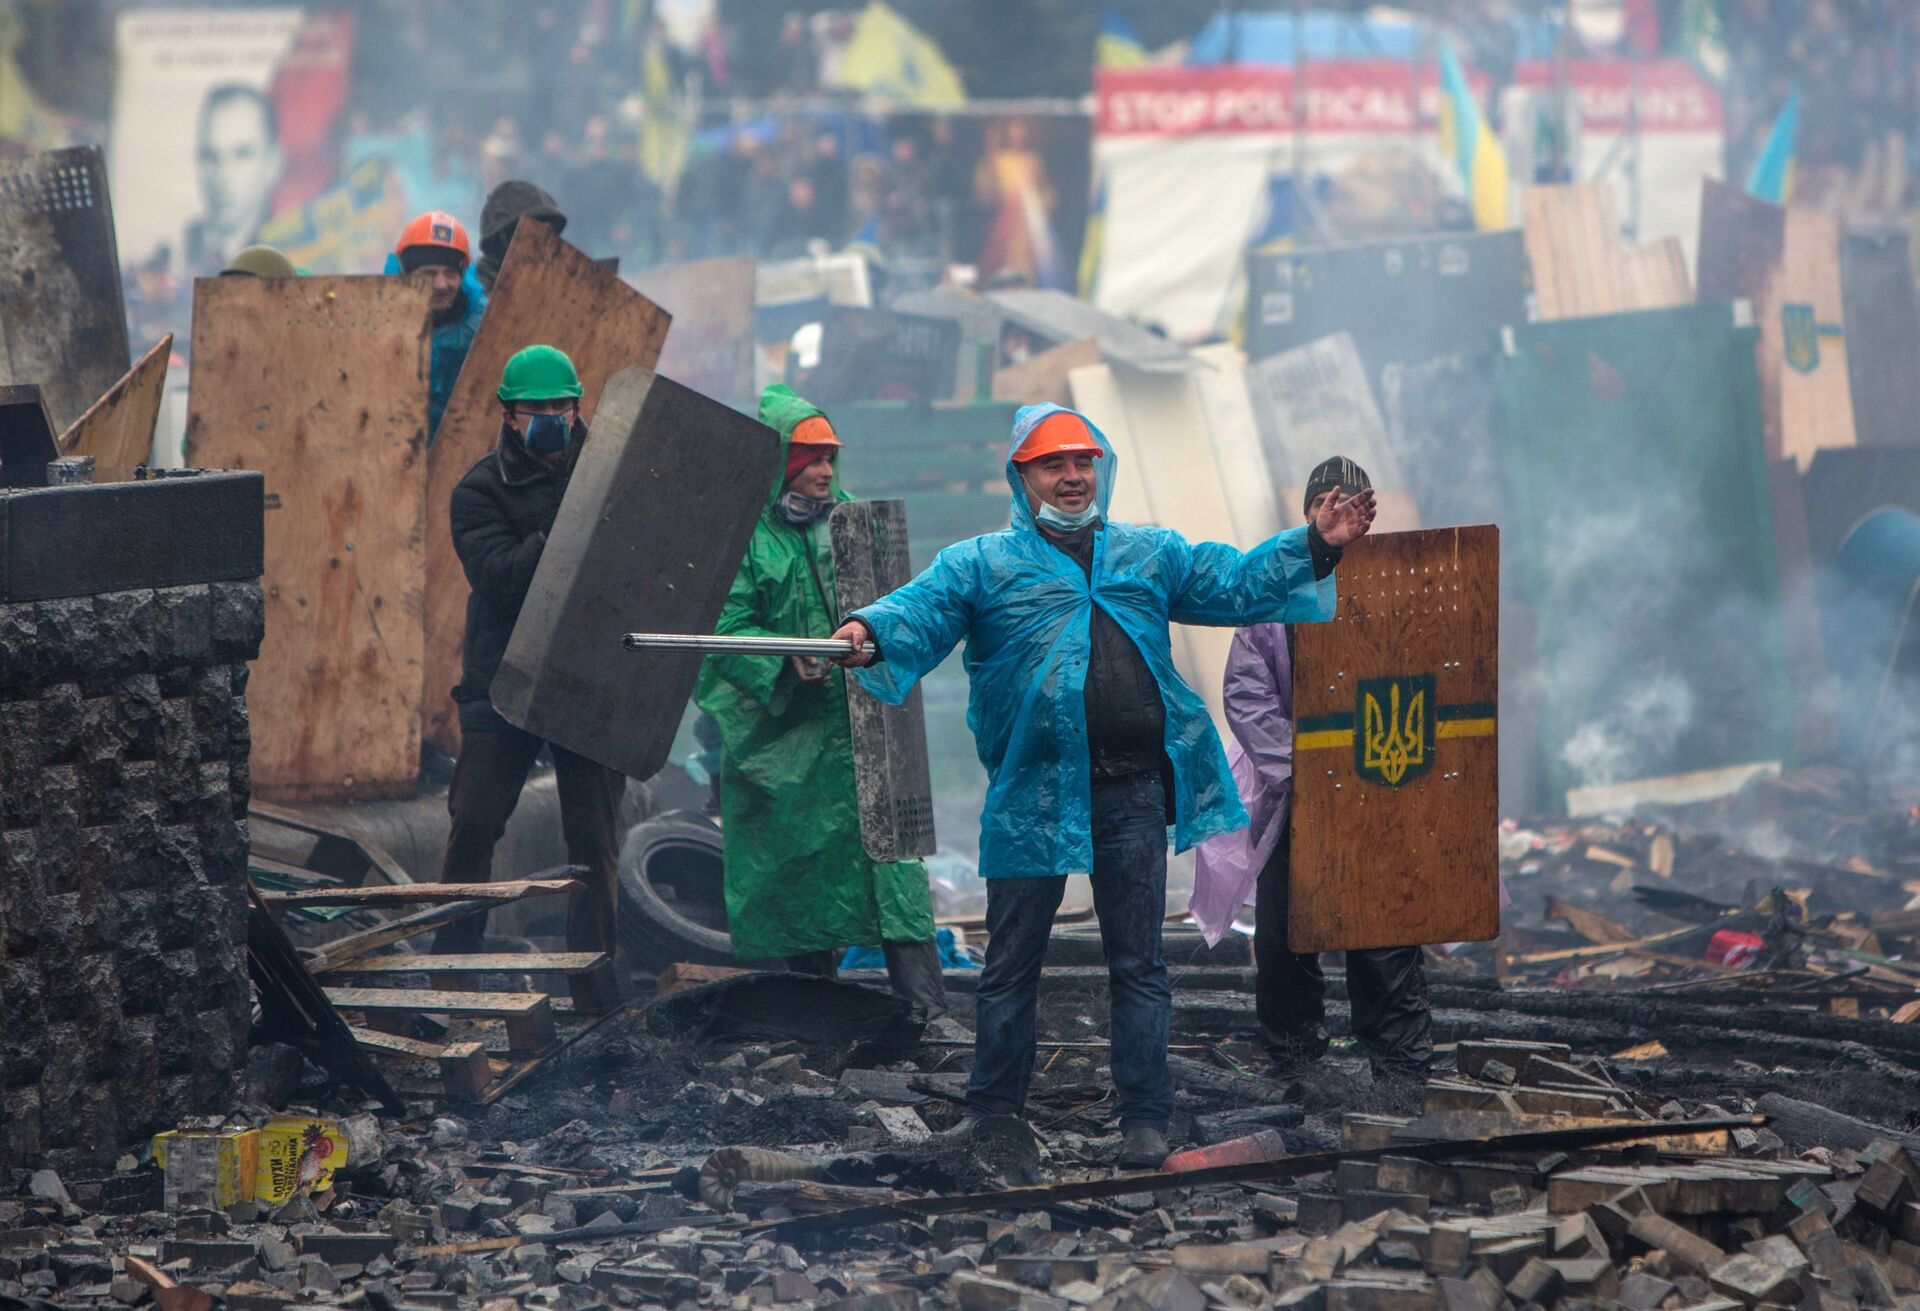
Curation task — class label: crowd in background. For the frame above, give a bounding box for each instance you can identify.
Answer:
[8,1,1920,326]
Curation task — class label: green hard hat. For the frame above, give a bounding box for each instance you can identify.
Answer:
[498,344,583,402]
[221,244,297,278]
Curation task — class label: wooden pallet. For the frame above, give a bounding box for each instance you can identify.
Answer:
[321,951,620,1015]
[325,987,558,1058]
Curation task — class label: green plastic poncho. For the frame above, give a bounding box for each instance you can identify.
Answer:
[694,385,937,961]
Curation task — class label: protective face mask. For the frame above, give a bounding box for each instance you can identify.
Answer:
[1035,499,1101,531]
[775,490,834,526]
[523,412,572,456]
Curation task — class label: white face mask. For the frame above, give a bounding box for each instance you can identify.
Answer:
[1035,499,1101,531]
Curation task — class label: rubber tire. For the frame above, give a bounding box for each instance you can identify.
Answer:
[616,810,736,972]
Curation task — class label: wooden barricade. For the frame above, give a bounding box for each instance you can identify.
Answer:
[1697,178,1856,468]
[60,334,170,473]
[1523,183,1691,322]
[422,220,671,757]
[1289,526,1501,951]
[186,275,432,800]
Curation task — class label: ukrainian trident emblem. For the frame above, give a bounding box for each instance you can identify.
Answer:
[1357,675,1435,787]
[1782,303,1820,375]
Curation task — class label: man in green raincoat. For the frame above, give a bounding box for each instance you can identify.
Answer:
[695,384,949,1020]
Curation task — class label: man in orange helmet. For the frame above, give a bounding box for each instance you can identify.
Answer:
[394,210,488,443]
[828,404,1374,1170]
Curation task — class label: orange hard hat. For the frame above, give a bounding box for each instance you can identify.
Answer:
[396,210,470,263]
[790,415,841,448]
[1012,411,1104,464]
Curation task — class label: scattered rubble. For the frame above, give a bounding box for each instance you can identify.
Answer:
[11,772,1920,1309]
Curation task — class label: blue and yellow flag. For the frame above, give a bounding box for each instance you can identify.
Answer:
[1438,44,1511,232]
[1077,173,1106,298]
[1746,86,1798,205]
[1096,11,1149,69]
[839,2,966,109]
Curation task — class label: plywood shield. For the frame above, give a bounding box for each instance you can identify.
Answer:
[0,146,132,433]
[186,275,432,801]
[1289,526,1500,952]
[59,334,171,472]
[490,366,778,780]
[424,221,671,757]
[830,500,937,862]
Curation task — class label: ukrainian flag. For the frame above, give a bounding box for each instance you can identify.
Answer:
[1096,11,1149,69]
[1438,44,1511,232]
[1078,173,1106,298]
[1746,86,1798,205]
[839,2,966,109]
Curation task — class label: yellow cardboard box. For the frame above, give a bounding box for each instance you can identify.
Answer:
[256,1116,351,1204]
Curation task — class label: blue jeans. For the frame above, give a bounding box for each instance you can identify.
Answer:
[967,772,1174,1131]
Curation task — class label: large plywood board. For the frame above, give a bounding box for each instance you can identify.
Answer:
[629,255,756,414]
[1524,183,1691,322]
[186,275,432,800]
[0,146,131,433]
[491,367,776,779]
[59,334,170,471]
[424,220,672,757]
[1191,343,1285,549]
[1289,526,1500,951]
[1697,179,1856,468]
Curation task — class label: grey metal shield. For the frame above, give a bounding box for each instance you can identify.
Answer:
[830,500,936,862]
[490,366,780,779]
[0,147,132,434]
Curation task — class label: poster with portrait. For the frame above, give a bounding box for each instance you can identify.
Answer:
[881,112,1092,293]
[109,8,354,283]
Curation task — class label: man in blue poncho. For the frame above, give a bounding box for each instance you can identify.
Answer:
[392,210,488,444]
[829,404,1375,1169]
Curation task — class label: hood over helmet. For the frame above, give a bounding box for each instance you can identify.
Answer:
[480,181,567,259]
[1005,403,1116,533]
[757,383,847,510]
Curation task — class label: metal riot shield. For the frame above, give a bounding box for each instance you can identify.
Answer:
[424,218,671,757]
[830,500,937,862]
[1288,526,1500,952]
[490,366,780,779]
[0,147,132,434]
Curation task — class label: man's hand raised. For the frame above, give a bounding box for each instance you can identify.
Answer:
[1313,487,1378,548]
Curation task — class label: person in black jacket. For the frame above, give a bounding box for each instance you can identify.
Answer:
[436,344,624,955]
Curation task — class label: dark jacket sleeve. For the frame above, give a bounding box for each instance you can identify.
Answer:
[450,478,545,614]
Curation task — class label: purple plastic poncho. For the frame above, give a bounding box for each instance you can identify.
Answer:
[1191,623,1294,945]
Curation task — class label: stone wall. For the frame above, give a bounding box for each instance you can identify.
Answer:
[0,473,264,1176]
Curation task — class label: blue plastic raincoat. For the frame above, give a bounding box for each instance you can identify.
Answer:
[850,403,1336,879]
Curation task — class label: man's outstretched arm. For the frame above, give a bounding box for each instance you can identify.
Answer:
[828,542,980,704]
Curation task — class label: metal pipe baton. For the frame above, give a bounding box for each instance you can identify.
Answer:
[621,632,876,658]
